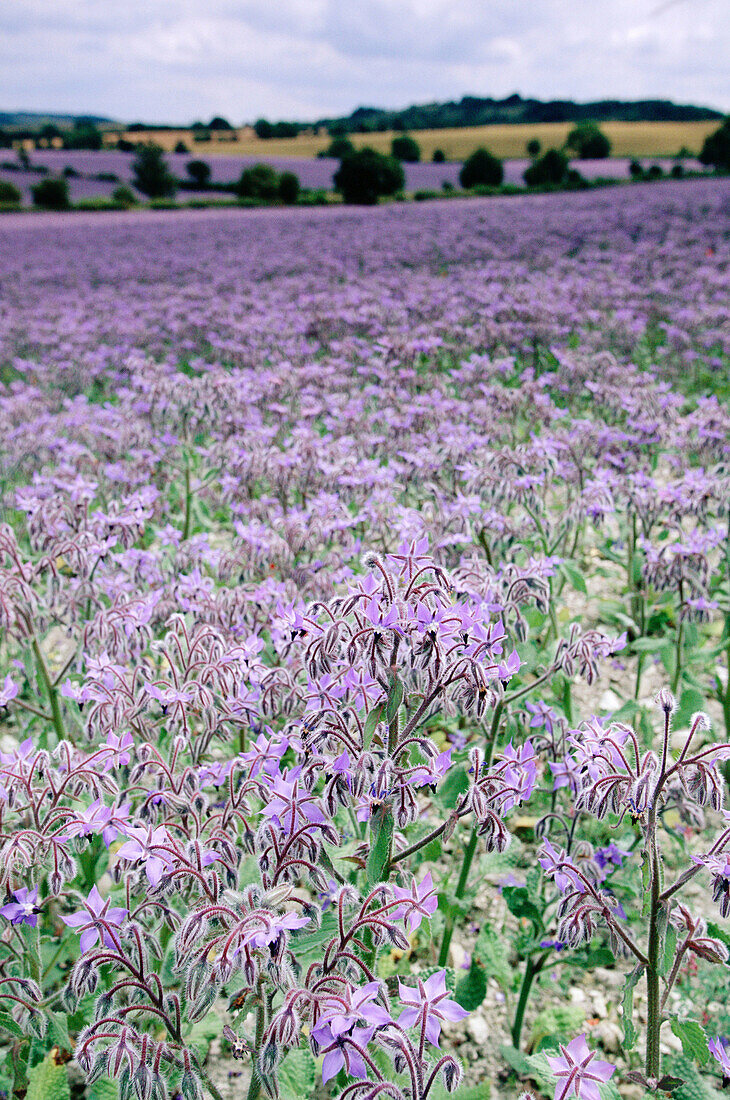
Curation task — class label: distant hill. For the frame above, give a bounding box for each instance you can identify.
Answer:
[0,111,115,130]
[317,94,724,134]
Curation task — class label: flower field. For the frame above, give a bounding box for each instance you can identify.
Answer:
[0,178,729,1100]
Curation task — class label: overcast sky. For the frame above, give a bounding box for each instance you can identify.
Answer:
[2,0,728,123]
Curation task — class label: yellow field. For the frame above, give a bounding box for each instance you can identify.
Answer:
[108,120,718,160]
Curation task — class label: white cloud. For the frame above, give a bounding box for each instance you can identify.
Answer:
[0,0,726,122]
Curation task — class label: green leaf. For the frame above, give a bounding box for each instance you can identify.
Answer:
[559,560,587,595]
[670,1019,710,1066]
[87,1079,121,1100]
[0,1010,27,1040]
[660,923,677,977]
[455,959,487,1011]
[632,636,671,653]
[663,1054,724,1100]
[531,1004,585,1050]
[287,911,339,964]
[386,676,404,725]
[366,807,393,885]
[474,925,513,992]
[26,1052,70,1100]
[278,1046,317,1100]
[641,851,651,917]
[621,965,643,1051]
[363,703,384,749]
[673,689,706,729]
[437,765,469,808]
[44,1012,71,1052]
[501,886,544,931]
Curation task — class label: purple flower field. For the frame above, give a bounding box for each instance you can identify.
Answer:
[0,179,729,1100]
[0,147,709,203]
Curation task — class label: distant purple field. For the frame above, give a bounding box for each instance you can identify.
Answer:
[0,149,709,204]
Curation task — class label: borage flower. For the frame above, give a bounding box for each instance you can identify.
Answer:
[398,970,468,1047]
[545,1034,615,1100]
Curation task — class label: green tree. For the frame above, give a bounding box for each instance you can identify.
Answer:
[186,159,211,187]
[254,119,273,139]
[31,177,70,210]
[523,148,569,187]
[323,136,354,159]
[236,163,279,200]
[526,138,541,158]
[278,171,300,204]
[0,180,21,205]
[333,147,404,205]
[699,117,730,171]
[566,122,611,159]
[459,147,504,188]
[391,134,421,162]
[132,143,177,198]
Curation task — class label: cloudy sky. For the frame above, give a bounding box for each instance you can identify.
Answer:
[2,0,728,123]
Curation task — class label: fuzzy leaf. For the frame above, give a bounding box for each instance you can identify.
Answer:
[620,965,643,1051]
[26,1051,70,1100]
[278,1046,317,1099]
[366,806,393,884]
[670,1019,710,1066]
[455,958,487,1011]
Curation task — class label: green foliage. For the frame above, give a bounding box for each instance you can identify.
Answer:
[670,1019,710,1065]
[236,163,279,201]
[663,1055,726,1100]
[523,149,569,187]
[566,122,611,159]
[186,159,211,187]
[62,124,102,151]
[432,148,446,162]
[459,147,504,188]
[278,1045,317,1099]
[25,1051,70,1100]
[254,118,273,139]
[31,177,70,210]
[87,1078,120,1100]
[527,138,541,157]
[324,136,354,159]
[174,140,189,153]
[531,1003,585,1050]
[473,924,513,992]
[278,171,300,205]
[455,957,488,1010]
[699,117,730,171]
[0,179,21,204]
[111,184,137,207]
[132,143,177,198]
[621,965,643,1051]
[333,148,405,205]
[391,134,421,162]
[629,158,644,179]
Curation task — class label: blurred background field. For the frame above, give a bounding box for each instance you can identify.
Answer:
[110,119,718,160]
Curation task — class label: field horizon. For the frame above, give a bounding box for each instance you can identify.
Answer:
[111,119,719,161]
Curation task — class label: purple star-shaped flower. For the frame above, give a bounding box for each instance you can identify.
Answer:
[1,886,40,927]
[545,1034,615,1100]
[61,885,127,954]
[398,970,468,1047]
[392,872,438,932]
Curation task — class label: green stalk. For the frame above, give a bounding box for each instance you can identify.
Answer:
[511,955,546,1048]
[671,581,684,694]
[437,827,477,966]
[246,999,266,1100]
[182,458,193,541]
[31,636,68,746]
[437,702,504,967]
